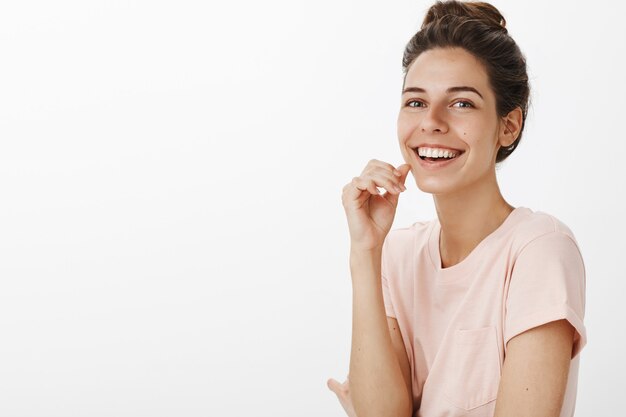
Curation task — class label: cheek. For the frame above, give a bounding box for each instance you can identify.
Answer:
[397,113,414,140]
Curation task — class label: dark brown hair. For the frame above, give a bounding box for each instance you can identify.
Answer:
[402,0,530,163]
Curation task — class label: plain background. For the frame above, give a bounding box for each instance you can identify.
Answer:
[0,0,624,416]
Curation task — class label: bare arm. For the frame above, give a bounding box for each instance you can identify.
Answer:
[348,248,413,417]
[327,316,413,417]
[494,319,575,417]
[387,316,413,407]
[328,160,413,416]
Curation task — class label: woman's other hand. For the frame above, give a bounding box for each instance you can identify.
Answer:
[327,376,357,417]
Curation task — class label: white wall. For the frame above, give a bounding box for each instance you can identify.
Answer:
[0,1,623,415]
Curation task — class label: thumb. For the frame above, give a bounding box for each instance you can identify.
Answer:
[397,163,412,185]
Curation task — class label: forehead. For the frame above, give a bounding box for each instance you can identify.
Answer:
[405,47,491,98]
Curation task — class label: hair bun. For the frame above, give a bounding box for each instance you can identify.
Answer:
[422,0,507,33]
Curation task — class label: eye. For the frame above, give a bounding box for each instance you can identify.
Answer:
[405,99,425,108]
[453,100,474,108]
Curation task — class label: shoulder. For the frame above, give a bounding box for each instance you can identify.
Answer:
[508,208,582,256]
[503,210,587,358]
[385,219,432,246]
[383,219,433,259]
[506,209,586,291]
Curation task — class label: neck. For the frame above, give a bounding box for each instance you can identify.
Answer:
[433,171,514,268]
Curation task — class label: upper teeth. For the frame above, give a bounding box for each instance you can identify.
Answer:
[417,147,459,158]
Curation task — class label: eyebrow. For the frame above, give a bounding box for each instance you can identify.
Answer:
[402,86,484,99]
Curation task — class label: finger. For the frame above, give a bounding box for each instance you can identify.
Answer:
[382,168,410,205]
[361,161,409,193]
[359,168,404,195]
[361,178,380,196]
[327,378,342,393]
[342,181,373,211]
[360,158,384,175]
[385,164,411,192]
[368,166,406,193]
[383,168,406,194]
[352,177,379,194]
[397,163,412,185]
[362,159,400,177]
[342,178,367,202]
[344,175,400,206]
[352,177,383,197]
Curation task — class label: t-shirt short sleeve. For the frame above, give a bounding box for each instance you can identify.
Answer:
[504,231,587,359]
[381,235,396,318]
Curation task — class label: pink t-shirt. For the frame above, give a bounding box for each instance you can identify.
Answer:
[381,206,587,417]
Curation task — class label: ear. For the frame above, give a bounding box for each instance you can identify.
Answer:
[498,107,523,148]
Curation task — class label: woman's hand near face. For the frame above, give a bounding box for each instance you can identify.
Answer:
[342,160,412,251]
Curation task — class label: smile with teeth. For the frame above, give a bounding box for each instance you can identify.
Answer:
[415,147,463,161]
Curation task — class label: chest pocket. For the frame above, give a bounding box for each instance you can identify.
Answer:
[443,326,501,411]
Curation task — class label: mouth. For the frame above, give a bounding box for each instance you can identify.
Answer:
[413,146,465,162]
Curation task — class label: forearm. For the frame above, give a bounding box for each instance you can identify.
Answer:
[348,248,413,417]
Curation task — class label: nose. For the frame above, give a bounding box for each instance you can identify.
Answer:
[420,104,448,133]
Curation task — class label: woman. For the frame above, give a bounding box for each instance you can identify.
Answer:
[327,1,587,417]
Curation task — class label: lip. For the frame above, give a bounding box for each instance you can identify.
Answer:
[414,143,464,153]
[413,147,464,170]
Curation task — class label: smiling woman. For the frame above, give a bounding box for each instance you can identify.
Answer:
[398,46,523,194]
[327,1,587,417]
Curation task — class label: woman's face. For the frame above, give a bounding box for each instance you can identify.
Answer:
[397,46,507,195]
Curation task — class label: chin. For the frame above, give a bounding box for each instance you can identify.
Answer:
[415,178,460,195]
